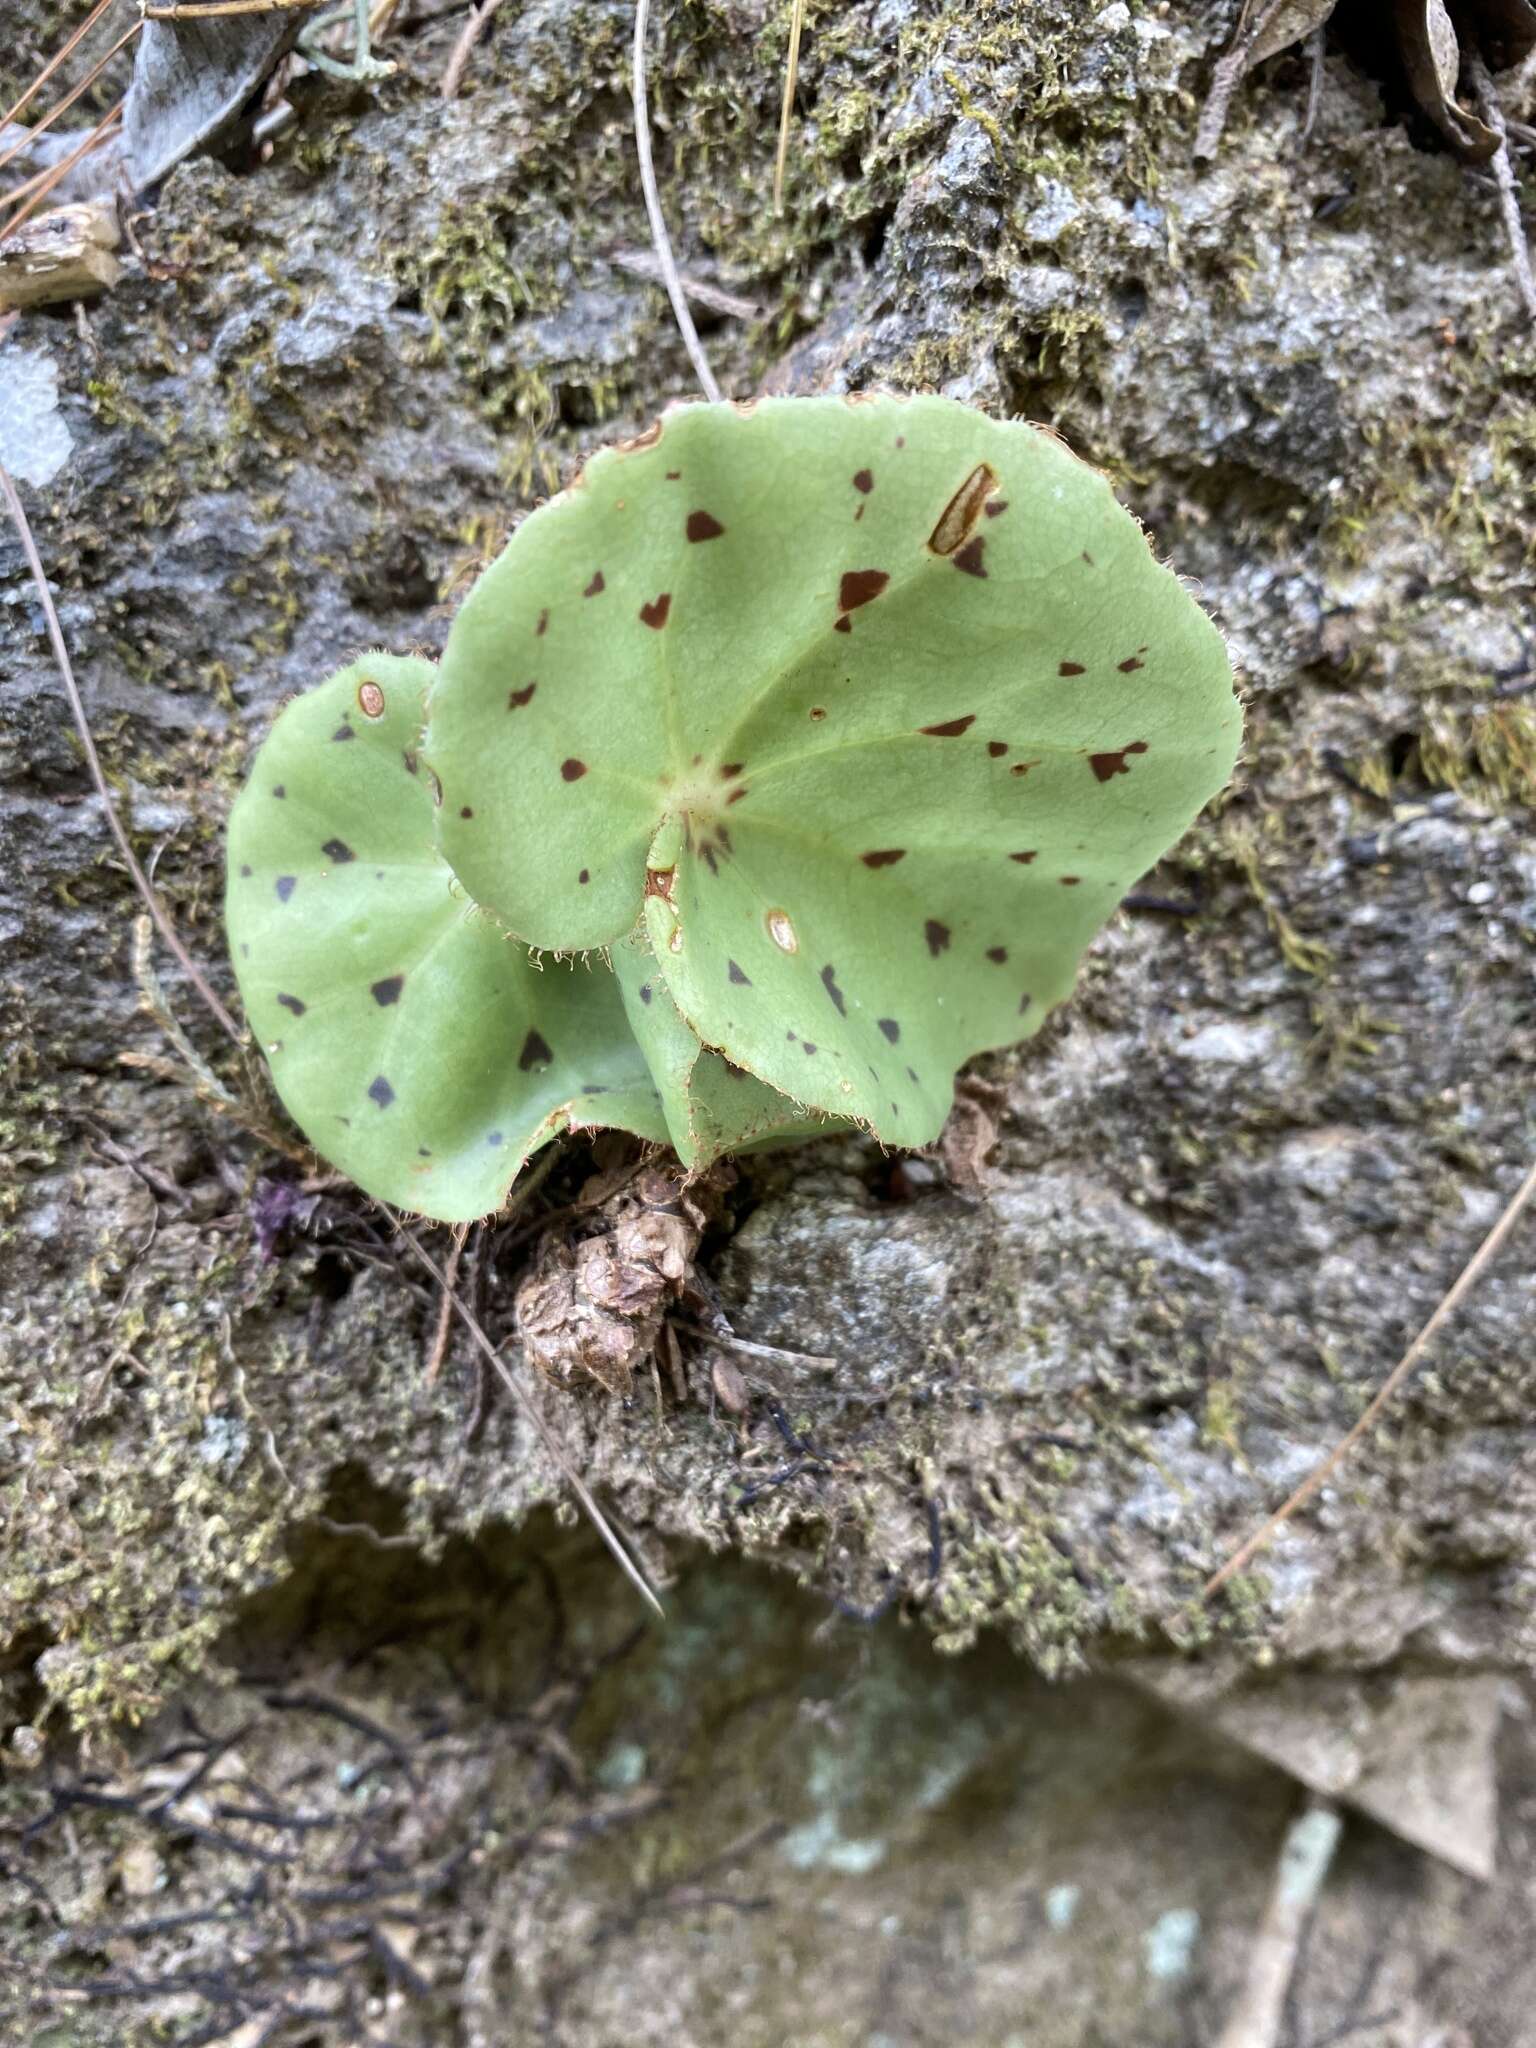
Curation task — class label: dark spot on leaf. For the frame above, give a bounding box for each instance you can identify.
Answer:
[833,616,852,635]
[729,960,751,985]
[1089,740,1149,782]
[331,726,355,743]
[726,786,749,805]
[665,469,681,480]
[277,992,306,1015]
[519,1030,553,1070]
[582,1084,609,1095]
[578,868,590,884]
[721,761,744,779]
[1082,551,1095,566]
[809,707,827,720]
[1010,851,1037,864]
[368,1075,395,1108]
[562,759,588,782]
[953,536,988,578]
[460,805,474,819]
[418,1146,431,1158]
[640,593,672,629]
[803,1041,818,1056]
[536,608,549,636]
[921,715,976,738]
[820,964,847,1015]
[988,741,1008,758]
[853,469,874,493]
[371,975,404,1006]
[639,982,653,1004]
[701,844,719,875]
[272,784,286,799]
[275,876,296,902]
[508,682,537,709]
[928,463,997,555]
[645,866,676,903]
[321,839,355,863]
[1060,876,1081,886]
[239,863,252,878]
[839,568,889,612]
[1010,760,1041,778]
[879,1018,901,1044]
[862,848,906,868]
[686,510,725,542]
[924,919,951,957]
[1019,992,1033,1015]
[1059,661,1085,676]
[986,947,1007,963]
[907,1065,919,1082]
[1118,655,1145,672]
[584,570,605,597]
[984,499,1009,517]
[403,751,418,774]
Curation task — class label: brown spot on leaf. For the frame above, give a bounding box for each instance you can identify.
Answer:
[986,947,1007,963]
[802,1041,818,1056]
[1118,654,1145,672]
[578,868,590,884]
[686,510,725,542]
[1009,760,1042,778]
[820,964,847,1015]
[460,805,474,819]
[862,848,906,868]
[508,682,537,709]
[645,866,676,903]
[331,725,355,742]
[518,1030,553,1070]
[1060,876,1081,886]
[368,1075,395,1108]
[984,499,1009,517]
[277,992,306,1015]
[371,975,404,1006]
[275,876,296,902]
[809,707,827,720]
[1088,740,1149,782]
[728,959,751,985]
[853,468,874,493]
[720,761,744,779]
[561,758,588,782]
[988,741,1009,758]
[878,1018,901,1044]
[833,615,852,635]
[583,570,605,597]
[1010,850,1037,864]
[665,469,681,480]
[726,785,749,805]
[927,462,997,556]
[1059,661,1085,676]
[921,715,976,738]
[640,592,672,629]
[536,608,549,636]
[838,568,889,613]
[953,536,988,578]
[321,839,355,863]
[357,680,386,719]
[701,844,719,875]
[924,919,951,957]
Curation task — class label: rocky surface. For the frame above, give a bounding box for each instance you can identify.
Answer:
[2,0,1534,2038]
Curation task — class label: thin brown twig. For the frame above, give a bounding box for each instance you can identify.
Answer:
[0,0,119,134]
[138,0,327,15]
[0,100,123,240]
[0,462,243,1043]
[0,20,140,184]
[440,0,502,99]
[385,1209,666,1619]
[772,0,805,214]
[424,1222,468,1383]
[631,0,721,403]
[1205,1156,1536,1599]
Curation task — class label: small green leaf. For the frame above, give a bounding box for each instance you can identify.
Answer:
[225,653,668,1221]
[612,931,849,1166]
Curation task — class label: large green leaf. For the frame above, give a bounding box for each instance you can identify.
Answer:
[225,654,668,1220]
[425,396,1241,1143]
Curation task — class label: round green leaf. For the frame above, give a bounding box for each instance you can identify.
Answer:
[424,397,1241,1143]
[225,653,668,1221]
